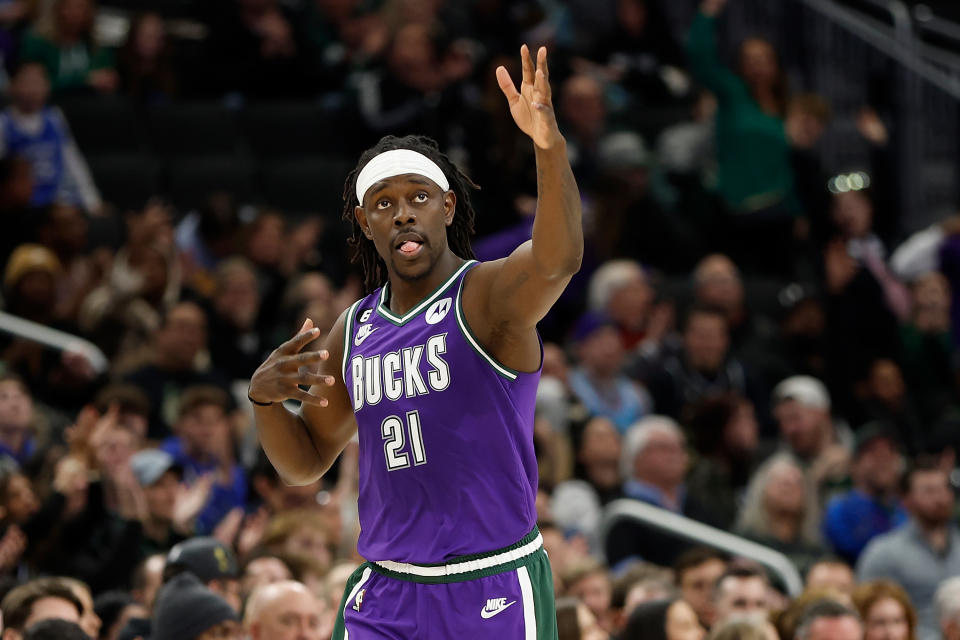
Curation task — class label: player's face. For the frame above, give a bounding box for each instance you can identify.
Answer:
[355,173,456,283]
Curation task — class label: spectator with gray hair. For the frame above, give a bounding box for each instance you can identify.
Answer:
[586,260,663,351]
[735,453,827,576]
[936,577,960,640]
[605,416,720,566]
[794,599,863,640]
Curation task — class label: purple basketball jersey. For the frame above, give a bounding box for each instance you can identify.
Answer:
[342,260,540,563]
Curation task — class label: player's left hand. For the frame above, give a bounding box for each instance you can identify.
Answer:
[496,45,563,151]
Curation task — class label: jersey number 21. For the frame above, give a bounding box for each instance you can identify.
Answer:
[381,410,426,470]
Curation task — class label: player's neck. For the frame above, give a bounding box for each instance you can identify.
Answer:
[386,251,464,316]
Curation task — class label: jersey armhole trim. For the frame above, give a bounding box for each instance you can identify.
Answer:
[341,300,362,382]
[455,271,519,381]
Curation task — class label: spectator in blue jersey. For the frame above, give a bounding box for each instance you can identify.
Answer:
[568,312,652,433]
[0,63,102,212]
[161,386,246,535]
[824,424,907,564]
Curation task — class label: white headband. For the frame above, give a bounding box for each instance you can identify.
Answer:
[355,149,450,205]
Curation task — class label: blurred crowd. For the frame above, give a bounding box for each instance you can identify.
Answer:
[0,0,956,639]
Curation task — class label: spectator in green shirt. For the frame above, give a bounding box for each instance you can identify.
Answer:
[19,0,117,94]
[687,0,793,215]
[687,0,831,276]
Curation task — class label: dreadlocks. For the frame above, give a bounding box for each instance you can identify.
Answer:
[341,135,478,293]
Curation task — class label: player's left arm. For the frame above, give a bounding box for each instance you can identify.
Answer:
[463,45,583,370]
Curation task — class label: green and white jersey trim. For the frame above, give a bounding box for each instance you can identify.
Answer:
[373,533,542,578]
[517,566,537,640]
[376,260,476,326]
[341,566,372,640]
[341,299,362,382]
[454,268,519,381]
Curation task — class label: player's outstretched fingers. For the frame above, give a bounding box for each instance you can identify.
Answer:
[537,46,551,100]
[293,372,337,387]
[279,350,330,371]
[295,389,328,407]
[278,326,320,355]
[521,44,534,85]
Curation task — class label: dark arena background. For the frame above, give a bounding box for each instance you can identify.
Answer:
[0,0,958,638]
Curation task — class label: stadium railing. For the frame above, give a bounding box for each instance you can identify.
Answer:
[0,311,109,375]
[599,498,804,597]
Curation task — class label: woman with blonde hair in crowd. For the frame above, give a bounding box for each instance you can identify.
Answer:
[735,453,827,575]
[709,617,779,640]
[853,580,917,640]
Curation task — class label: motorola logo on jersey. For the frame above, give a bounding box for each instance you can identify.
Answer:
[360,309,373,323]
[425,297,452,325]
[350,333,451,411]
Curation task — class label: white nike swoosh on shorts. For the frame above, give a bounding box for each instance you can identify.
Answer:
[480,600,517,619]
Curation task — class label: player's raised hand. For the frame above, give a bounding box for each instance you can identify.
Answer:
[496,45,563,151]
[249,318,335,407]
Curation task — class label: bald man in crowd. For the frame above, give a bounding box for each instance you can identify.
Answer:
[244,581,329,640]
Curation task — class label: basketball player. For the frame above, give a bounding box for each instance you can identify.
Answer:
[248,45,581,639]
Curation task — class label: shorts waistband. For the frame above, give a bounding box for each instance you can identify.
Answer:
[371,528,543,582]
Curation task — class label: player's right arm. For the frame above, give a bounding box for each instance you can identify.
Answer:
[248,312,357,486]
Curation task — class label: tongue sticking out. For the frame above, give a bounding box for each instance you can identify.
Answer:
[399,241,421,254]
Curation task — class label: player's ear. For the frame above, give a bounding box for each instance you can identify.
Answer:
[354,205,373,239]
[443,190,456,227]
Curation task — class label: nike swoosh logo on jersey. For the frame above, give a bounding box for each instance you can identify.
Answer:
[355,325,377,346]
[480,600,516,619]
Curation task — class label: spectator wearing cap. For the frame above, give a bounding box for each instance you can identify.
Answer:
[771,375,851,500]
[635,305,761,422]
[2,244,61,326]
[151,573,241,640]
[129,449,188,556]
[161,386,246,534]
[857,461,960,638]
[165,537,241,612]
[823,424,908,564]
[244,580,328,640]
[1,578,83,640]
[568,312,652,433]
